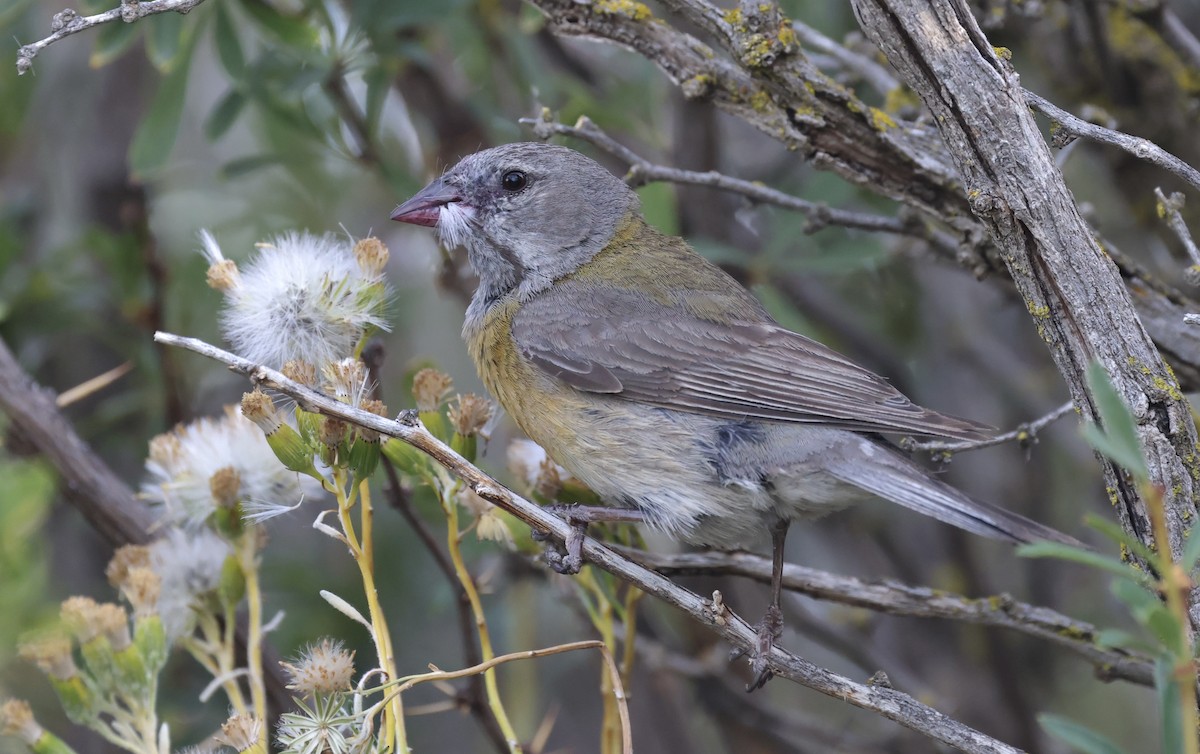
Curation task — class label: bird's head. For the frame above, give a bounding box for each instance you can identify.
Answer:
[392,143,638,302]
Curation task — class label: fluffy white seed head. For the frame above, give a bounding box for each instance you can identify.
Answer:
[205,231,391,369]
[141,406,318,528]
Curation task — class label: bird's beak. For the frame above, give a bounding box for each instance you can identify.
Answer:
[390,178,462,227]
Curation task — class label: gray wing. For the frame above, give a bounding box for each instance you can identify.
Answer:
[513,283,992,440]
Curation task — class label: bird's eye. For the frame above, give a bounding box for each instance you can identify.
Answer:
[501,170,528,192]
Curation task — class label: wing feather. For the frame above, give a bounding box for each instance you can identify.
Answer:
[513,283,991,440]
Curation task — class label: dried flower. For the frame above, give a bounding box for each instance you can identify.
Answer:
[282,360,318,386]
[411,368,453,412]
[149,528,232,640]
[352,237,389,277]
[506,439,569,499]
[457,488,513,546]
[448,394,493,437]
[201,230,390,369]
[1,699,41,745]
[216,713,265,754]
[17,634,77,680]
[106,545,151,588]
[141,406,318,527]
[280,638,356,696]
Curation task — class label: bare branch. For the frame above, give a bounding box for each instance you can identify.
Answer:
[789,19,899,96]
[1154,187,1200,271]
[619,547,1153,687]
[157,330,1026,754]
[523,114,961,254]
[16,0,209,74]
[903,401,1075,455]
[1026,91,1200,196]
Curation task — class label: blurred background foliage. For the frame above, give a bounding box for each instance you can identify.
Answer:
[1,0,1198,751]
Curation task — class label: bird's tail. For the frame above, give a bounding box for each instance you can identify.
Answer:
[826,448,1082,547]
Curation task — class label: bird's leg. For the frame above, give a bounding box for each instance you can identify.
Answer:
[747,517,789,691]
[537,505,647,575]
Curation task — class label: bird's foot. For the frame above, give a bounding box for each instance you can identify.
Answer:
[733,603,783,692]
[531,515,587,575]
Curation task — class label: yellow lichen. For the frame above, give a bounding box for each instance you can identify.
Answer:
[868,107,897,131]
[884,86,920,113]
[1026,302,1050,318]
[1106,7,1200,94]
[749,89,772,112]
[594,0,653,21]
[992,46,1012,61]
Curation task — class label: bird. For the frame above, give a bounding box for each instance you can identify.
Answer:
[391,142,1078,688]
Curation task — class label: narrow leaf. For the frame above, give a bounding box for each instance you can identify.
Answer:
[1156,658,1185,754]
[1085,514,1157,563]
[1182,527,1200,572]
[213,3,246,79]
[1039,714,1129,754]
[1084,363,1148,479]
[146,12,185,73]
[90,21,141,69]
[1018,541,1148,584]
[205,89,246,140]
[129,41,195,178]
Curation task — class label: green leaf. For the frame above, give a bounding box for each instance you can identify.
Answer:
[1156,658,1184,754]
[1039,715,1129,754]
[1182,526,1200,572]
[1018,540,1148,584]
[205,89,247,140]
[1094,628,1157,654]
[1085,514,1157,563]
[219,154,286,179]
[146,11,186,73]
[238,0,318,47]
[129,30,197,178]
[1111,579,1184,652]
[363,65,391,139]
[213,3,246,79]
[90,20,141,69]
[1083,362,1148,479]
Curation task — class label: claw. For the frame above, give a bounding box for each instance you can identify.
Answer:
[745,604,783,692]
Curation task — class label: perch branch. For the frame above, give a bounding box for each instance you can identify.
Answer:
[904,401,1075,454]
[619,547,1153,687]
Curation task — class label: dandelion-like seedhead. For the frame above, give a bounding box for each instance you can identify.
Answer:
[149,528,232,640]
[201,231,391,369]
[142,406,318,528]
[280,638,356,696]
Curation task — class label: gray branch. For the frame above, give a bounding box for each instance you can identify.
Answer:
[1154,187,1200,271]
[1025,91,1200,196]
[157,330,1025,754]
[16,0,209,74]
[904,401,1075,455]
[850,0,1200,629]
[620,547,1153,687]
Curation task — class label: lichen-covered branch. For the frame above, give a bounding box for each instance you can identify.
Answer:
[157,330,1025,754]
[16,0,209,74]
[849,0,1200,627]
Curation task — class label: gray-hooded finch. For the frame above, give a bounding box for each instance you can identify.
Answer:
[393,142,1077,687]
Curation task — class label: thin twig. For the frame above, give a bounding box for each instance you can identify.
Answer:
[1154,187,1200,270]
[903,401,1075,454]
[55,362,133,407]
[394,640,632,754]
[1025,91,1200,195]
[522,114,958,254]
[789,20,898,96]
[16,0,209,74]
[620,547,1153,687]
[158,330,1028,754]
